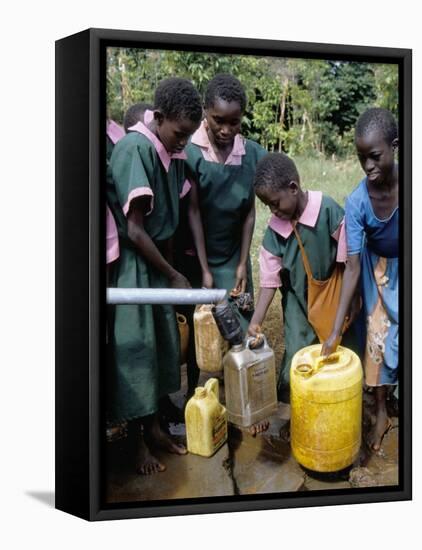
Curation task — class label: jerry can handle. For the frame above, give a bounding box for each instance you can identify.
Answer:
[295,352,341,378]
[204,377,219,398]
[315,352,341,370]
[246,334,266,350]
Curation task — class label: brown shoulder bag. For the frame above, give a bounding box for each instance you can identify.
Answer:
[292,224,347,343]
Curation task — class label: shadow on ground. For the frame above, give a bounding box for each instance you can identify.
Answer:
[25,491,55,508]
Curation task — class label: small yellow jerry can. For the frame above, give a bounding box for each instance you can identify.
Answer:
[290,345,363,472]
[185,378,228,457]
[194,305,229,372]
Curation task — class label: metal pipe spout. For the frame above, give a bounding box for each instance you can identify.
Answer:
[107,287,227,305]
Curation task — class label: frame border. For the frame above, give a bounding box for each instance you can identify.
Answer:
[55,27,412,521]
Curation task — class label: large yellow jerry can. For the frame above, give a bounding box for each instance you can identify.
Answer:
[291,345,363,472]
[194,305,229,372]
[185,378,228,457]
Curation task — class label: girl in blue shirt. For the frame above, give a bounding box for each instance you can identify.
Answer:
[323,108,399,453]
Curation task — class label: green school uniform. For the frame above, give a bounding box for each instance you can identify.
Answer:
[107,129,186,422]
[261,193,345,401]
[184,129,267,329]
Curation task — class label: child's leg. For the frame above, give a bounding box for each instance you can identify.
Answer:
[129,419,166,475]
[144,413,187,456]
[178,303,200,399]
[278,290,317,404]
[173,255,202,400]
[158,395,185,424]
[368,385,392,452]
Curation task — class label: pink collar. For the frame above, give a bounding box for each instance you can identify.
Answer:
[128,121,187,172]
[191,120,246,165]
[269,191,323,238]
[106,120,125,144]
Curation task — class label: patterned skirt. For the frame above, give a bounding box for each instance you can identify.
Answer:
[361,248,398,386]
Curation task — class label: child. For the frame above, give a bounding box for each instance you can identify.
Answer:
[180,74,267,411]
[322,108,399,453]
[123,102,153,133]
[249,152,347,406]
[106,117,126,266]
[106,118,125,163]
[107,77,211,475]
[184,74,267,322]
[106,104,153,269]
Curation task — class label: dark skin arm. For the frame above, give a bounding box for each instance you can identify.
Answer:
[186,180,213,289]
[321,254,361,356]
[127,197,191,289]
[247,287,277,336]
[233,202,256,294]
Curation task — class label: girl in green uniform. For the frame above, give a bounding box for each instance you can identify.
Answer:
[184,74,267,313]
[107,78,211,475]
[180,75,267,423]
[248,153,348,404]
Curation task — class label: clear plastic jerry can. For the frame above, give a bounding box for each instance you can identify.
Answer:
[223,335,277,428]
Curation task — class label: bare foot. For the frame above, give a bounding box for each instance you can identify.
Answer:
[147,414,187,455]
[368,413,392,452]
[135,435,166,475]
[248,419,270,437]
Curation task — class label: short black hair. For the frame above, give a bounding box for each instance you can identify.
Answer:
[154,78,202,123]
[204,74,247,113]
[254,153,300,192]
[355,107,398,144]
[123,102,153,132]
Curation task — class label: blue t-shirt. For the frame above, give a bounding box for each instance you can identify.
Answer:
[345,178,399,259]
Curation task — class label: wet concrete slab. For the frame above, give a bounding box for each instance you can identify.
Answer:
[106,436,234,503]
[105,366,399,502]
[304,475,352,491]
[229,425,305,495]
[351,421,399,487]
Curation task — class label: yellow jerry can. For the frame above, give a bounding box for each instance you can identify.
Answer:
[185,378,228,457]
[290,345,363,472]
[194,304,229,372]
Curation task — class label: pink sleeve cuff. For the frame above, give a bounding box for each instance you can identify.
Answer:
[123,187,154,217]
[179,179,191,199]
[107,239,120,264]
[332,218,347,262]
[259,246,283,288]
[106,206,119,264]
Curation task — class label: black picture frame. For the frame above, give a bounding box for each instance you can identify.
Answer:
[55,27,412,521]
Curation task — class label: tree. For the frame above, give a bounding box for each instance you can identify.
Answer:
[106,48,398,158]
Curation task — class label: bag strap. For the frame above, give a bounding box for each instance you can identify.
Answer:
[292,223,313,280]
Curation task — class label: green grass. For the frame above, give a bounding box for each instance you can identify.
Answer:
[250,155,364,365]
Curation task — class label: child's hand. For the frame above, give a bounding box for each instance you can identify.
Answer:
[321,331,341,358]
[248,323,261,338]
[169,271,192,289]
[201,270,214,289]
[233,263,247,294]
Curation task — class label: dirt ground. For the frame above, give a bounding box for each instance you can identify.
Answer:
[105,364,399,504]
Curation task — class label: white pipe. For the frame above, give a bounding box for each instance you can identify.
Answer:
[107,287,227,305]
